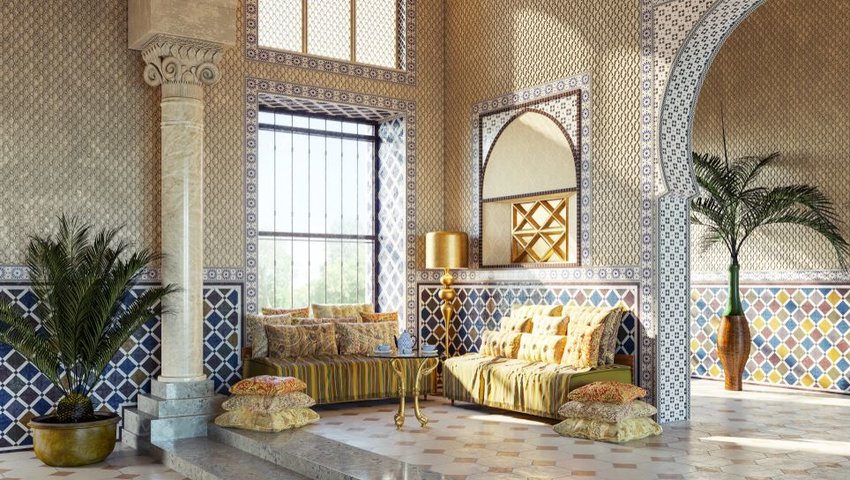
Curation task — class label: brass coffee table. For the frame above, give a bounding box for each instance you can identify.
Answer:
[371,352,441,429]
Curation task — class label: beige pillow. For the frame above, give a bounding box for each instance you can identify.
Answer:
[567,381,647,404]
[359,311,399,323]
[499,316,532,333]
[531,313,569,336]
[553,417,662,443]
[246,314,292,358]
[222,392,316,413]
[335,322,397,355]
[511,304,563,320]
[597,307,626,365]
[261,306,309,317]
[230,375,307,395]
[558,400,656,423]
[265,323,338,358]
[479,330,522,358]
[214,408,320,432]
[311,303,374,318]
[291,316,359,326]
[517,333,567,364]
[561,306,615,368]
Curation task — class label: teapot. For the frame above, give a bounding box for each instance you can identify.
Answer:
[395,330,416,355]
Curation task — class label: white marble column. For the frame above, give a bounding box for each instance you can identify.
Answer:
[140,37,221,382]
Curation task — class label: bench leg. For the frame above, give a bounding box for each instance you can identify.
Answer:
[451,399,455,406]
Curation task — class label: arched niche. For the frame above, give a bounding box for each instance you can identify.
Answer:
[481,110,579,267]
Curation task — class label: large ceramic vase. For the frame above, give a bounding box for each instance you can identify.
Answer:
[717,263,751,391]
[29,413,120,467]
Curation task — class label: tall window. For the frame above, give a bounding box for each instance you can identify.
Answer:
[257,109,377,309]
[258,0,401,69]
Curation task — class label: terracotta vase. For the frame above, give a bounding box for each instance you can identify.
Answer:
[717,263,751,391]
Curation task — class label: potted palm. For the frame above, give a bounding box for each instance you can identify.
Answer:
[0,216,175,466]
[691,139,849,391]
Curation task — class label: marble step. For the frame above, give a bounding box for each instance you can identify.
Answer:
[209,424,440,480]
[137,393,226,418]
[124,407,218,442]
[154,436,308,480]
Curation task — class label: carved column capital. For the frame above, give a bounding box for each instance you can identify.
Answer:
[141,35,224,99]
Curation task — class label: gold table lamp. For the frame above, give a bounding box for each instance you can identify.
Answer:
[425,231,469,357]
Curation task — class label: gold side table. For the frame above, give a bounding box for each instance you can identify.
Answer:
[374,353,441,429]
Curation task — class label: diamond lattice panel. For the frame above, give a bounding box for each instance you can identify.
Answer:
[356,0,398,68]
[257,0,302,52]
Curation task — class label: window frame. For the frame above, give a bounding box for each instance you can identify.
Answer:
[257,107,381,308]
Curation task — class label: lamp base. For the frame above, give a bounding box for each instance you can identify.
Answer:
[439,268,455,357]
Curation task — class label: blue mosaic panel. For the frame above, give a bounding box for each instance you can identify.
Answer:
[418,284,639,359]
[0,283,242,451]
[691,285,850,394]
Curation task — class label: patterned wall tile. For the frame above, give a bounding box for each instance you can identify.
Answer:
[0,284,241,451]
[417,283,639,360]
[691,285,850,394]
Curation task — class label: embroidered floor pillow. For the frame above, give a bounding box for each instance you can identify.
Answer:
[553,416,662,443]
[230,375,307,396]
[214,407,320,432]
[222,392,316,413]
[567,381,647,404]
[557,400,656,423]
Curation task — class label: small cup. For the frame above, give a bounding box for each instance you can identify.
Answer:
[376,343,391,352]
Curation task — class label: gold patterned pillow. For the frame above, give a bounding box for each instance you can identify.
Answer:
[561,306,615,368]
[262,306,309,317]
[597,307,626,365]
[567,381,647,404]
[553,417,661,443]
[222,392,316,413]
[517,333,567,364]
[558,400,656,423]
[498,316,532,333]
[230,375,307,396]
[265,323,338,358]
[359,311,399,323]
[335,321,397,355]
[291,317,359,326]
[214,407,320,432]
[479,330,522,358]
[246,314,292,358]
[530,313,569,336]
[511,304,563,320]
[311,303,374,318]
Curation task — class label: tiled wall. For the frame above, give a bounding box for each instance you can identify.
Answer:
[418,283,639,360]
[0,284,242,451]
[691,285,850,393]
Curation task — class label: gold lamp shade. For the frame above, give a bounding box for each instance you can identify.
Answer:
[425,231,469,269]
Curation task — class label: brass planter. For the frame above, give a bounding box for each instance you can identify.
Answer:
[29,413,120,467]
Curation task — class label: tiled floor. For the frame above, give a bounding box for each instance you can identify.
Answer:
[0,443,187,480]
[305,379,850,479]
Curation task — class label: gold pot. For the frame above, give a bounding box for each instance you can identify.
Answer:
[29,413,120,467]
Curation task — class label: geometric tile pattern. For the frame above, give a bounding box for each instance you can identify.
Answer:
[691,285,850,394]
[244,0,417,85]
[307,378,850,478]
[0,444,186,478]
[417,283,639,361]
[0,283,241,451]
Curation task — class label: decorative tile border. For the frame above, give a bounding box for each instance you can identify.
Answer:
[417,283,640,361]
[0,266,245,284]
[691,284,850,393]
[244,78,417,330]
[244,0,417,85]
[0,283,242,451]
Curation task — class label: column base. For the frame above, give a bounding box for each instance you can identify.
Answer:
[123,379,225,447]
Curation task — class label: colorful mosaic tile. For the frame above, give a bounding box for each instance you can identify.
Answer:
[691,285,850,393]
[418,284,639,361]
[0,283,242,451]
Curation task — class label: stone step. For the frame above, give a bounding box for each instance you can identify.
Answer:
[138,393,226,418]
[209,424,439,480]
[154,436,308,480]
[152,379,215,400]
[123,408,154,437]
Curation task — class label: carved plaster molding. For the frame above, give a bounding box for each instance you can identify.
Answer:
[141,35,224,98]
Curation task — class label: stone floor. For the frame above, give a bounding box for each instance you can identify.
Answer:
[304,379,850,479]
[0,444,186,480]
[3,379,850,479]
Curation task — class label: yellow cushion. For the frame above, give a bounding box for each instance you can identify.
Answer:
[479,330,522,358]
[553,417,662,443]
[230,375,307,396]
[214,408,320,432]
[265,323,338,358]
[261,307,309,317]
[311,303,374,318]
[222,392,316,413]
[567,381,647,404]
[531,313,569,336]
[517,333,567,364]
[335,321,397,355]
[359,311,398,323]
[291,317,359,326]
[246,314,291,358]
[511,304,563,320]
[499,316,532,333]
[561,306,616,368]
